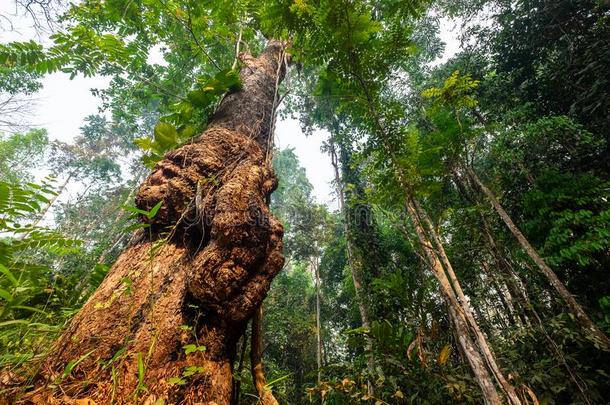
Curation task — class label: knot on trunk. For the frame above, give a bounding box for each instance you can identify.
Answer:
[187,159,284,323]
[134,128,263,232]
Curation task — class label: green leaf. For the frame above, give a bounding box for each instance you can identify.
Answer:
[62,349,96,379]
[168,377,186,386]
[183,344,206,355]
[179,125,198,141]
[11,305,49,315]
[153,122,178,149]
[186,89,212,107]
[0,264,18,286]
[182,365,204,377]
[122,222,150,233]
[135,352,148,393]
[146,201,163,219]
[215,69,242,92]
[0,288,13,301]
[134,137,154,151]
[142,153,163,168]
[265,373,290,387]
[122,205,151,216]
[0,319,30,327]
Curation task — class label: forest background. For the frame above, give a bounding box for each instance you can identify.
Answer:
[0,0,608,404]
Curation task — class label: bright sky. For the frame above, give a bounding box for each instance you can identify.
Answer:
[1,4,461,208]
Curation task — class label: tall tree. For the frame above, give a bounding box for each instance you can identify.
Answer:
[29,41,287,404]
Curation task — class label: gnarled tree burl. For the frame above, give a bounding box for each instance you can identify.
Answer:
[30,41,286,404]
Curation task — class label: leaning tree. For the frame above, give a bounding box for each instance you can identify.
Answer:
[27,41,287,405]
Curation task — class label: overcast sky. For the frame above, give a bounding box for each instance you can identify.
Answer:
[1,4,461,208]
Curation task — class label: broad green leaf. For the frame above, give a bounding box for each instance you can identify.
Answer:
[134,137,154,151]
[168,377,186,385]
[183,344,206,355]
[153,122,178,149]
[179,125,197,141]
[142,153,163,168]
[186,89,212,107]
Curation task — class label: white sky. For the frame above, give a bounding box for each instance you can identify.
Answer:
[1,4,461,208]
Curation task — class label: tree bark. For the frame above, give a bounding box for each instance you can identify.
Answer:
[24,41,287,405]
[465,165,610,352]
[250,305,279,405]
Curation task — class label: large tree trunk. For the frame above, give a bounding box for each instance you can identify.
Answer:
[465,165,610,352]
[25,41,287,405]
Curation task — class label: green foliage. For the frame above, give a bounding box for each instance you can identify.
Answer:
[2,0,610,403]
[182,344,206,355]
[0,179,81,366]
[263,263,317,404]
[134,69,242,167]
[0,66,42,95]
[422,70,480,110]
[0,129,49,183]
[523,173,609,268]
[0,40,49,71]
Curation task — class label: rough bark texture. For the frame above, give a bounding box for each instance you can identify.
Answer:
[21,41,287,405]
[465,165,610,352]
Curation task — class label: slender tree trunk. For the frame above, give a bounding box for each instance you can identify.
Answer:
[250,305,279,405]
[455,167,537,327]
[407,197,522,405]
[403,199,503,405]
[24,41,287,405]
[411,197,522,404]
[371,138,514,403]
[471,185,533,327]
[475,201,592,403]
[465,165,610,351]
[485,238,533,327]
[480,261,518,327]
[329,140,376,395]
[313,257,322,383]
[339,61,517,404]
